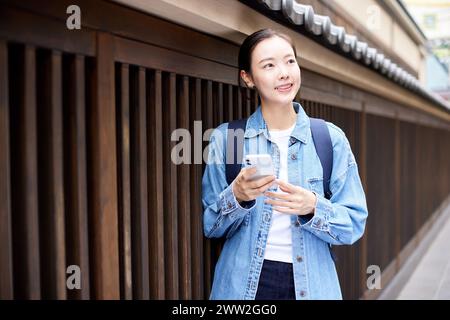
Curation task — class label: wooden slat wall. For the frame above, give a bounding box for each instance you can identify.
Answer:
[189,78,204,300]
[162,72,179,299]
[116,63,132,299]
[177,75,192,299]
[366,115,397,271]
[202,80,214,298]
[0,1,449,301]
[10,44,41,299]
[130,67,150,299]
[64,54,90,300]
[0,39,14,300]
[359,104,368,298]
[36,49,66,299]
[88,33,120,299]
[400,121,417,249]
[147,70,166,299]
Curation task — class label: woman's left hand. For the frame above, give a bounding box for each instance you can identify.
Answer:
[264,179,317,216]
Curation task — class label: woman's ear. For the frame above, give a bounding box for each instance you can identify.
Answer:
[240,70,254,89]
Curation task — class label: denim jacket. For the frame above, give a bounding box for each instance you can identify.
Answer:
[202,102,368,300]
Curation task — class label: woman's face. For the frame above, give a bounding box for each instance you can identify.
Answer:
[243,36,301,107]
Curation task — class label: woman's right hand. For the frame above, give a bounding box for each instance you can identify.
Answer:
[232,167,276,203]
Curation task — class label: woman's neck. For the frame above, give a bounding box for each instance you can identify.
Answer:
[261,101,297,130]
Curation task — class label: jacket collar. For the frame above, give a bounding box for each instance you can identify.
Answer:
[244,101,309,144]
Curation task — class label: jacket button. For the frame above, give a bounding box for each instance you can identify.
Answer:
[296,256,303,263]
[295,221,300,227]
[314,218,322,228]
[291,153,297,160]
[300,290,306,297]
[227,202,232,209]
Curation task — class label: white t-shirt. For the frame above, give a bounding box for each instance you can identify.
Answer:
[264,123,296,263]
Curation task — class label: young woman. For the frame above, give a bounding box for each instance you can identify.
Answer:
[202,28,368,300]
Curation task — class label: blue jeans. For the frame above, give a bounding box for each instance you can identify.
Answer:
[255,260,296,300]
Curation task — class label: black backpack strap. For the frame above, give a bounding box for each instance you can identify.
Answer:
[225,118,248,186]
[310,117,337,262]
[309,118,333,200]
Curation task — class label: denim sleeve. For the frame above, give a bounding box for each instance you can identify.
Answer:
[300,124,368,245]
[202,123,256,239]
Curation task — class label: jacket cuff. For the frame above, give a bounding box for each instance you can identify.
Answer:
[300,191,332,232]
[219,182,256,215]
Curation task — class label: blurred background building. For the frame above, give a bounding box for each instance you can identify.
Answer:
[403,0,450,100]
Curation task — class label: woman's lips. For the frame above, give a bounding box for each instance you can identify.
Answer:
[275,83,293,92]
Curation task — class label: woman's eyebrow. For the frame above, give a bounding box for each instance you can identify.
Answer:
[258,54,295,64]
[258,57,274,64]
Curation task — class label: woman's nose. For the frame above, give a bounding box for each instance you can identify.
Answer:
[278,66,289,79]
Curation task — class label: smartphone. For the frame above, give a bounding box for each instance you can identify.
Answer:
[244,154,274,181]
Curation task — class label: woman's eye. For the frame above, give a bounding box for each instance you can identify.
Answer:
[288,59,296,64]
[263,63,274,69]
